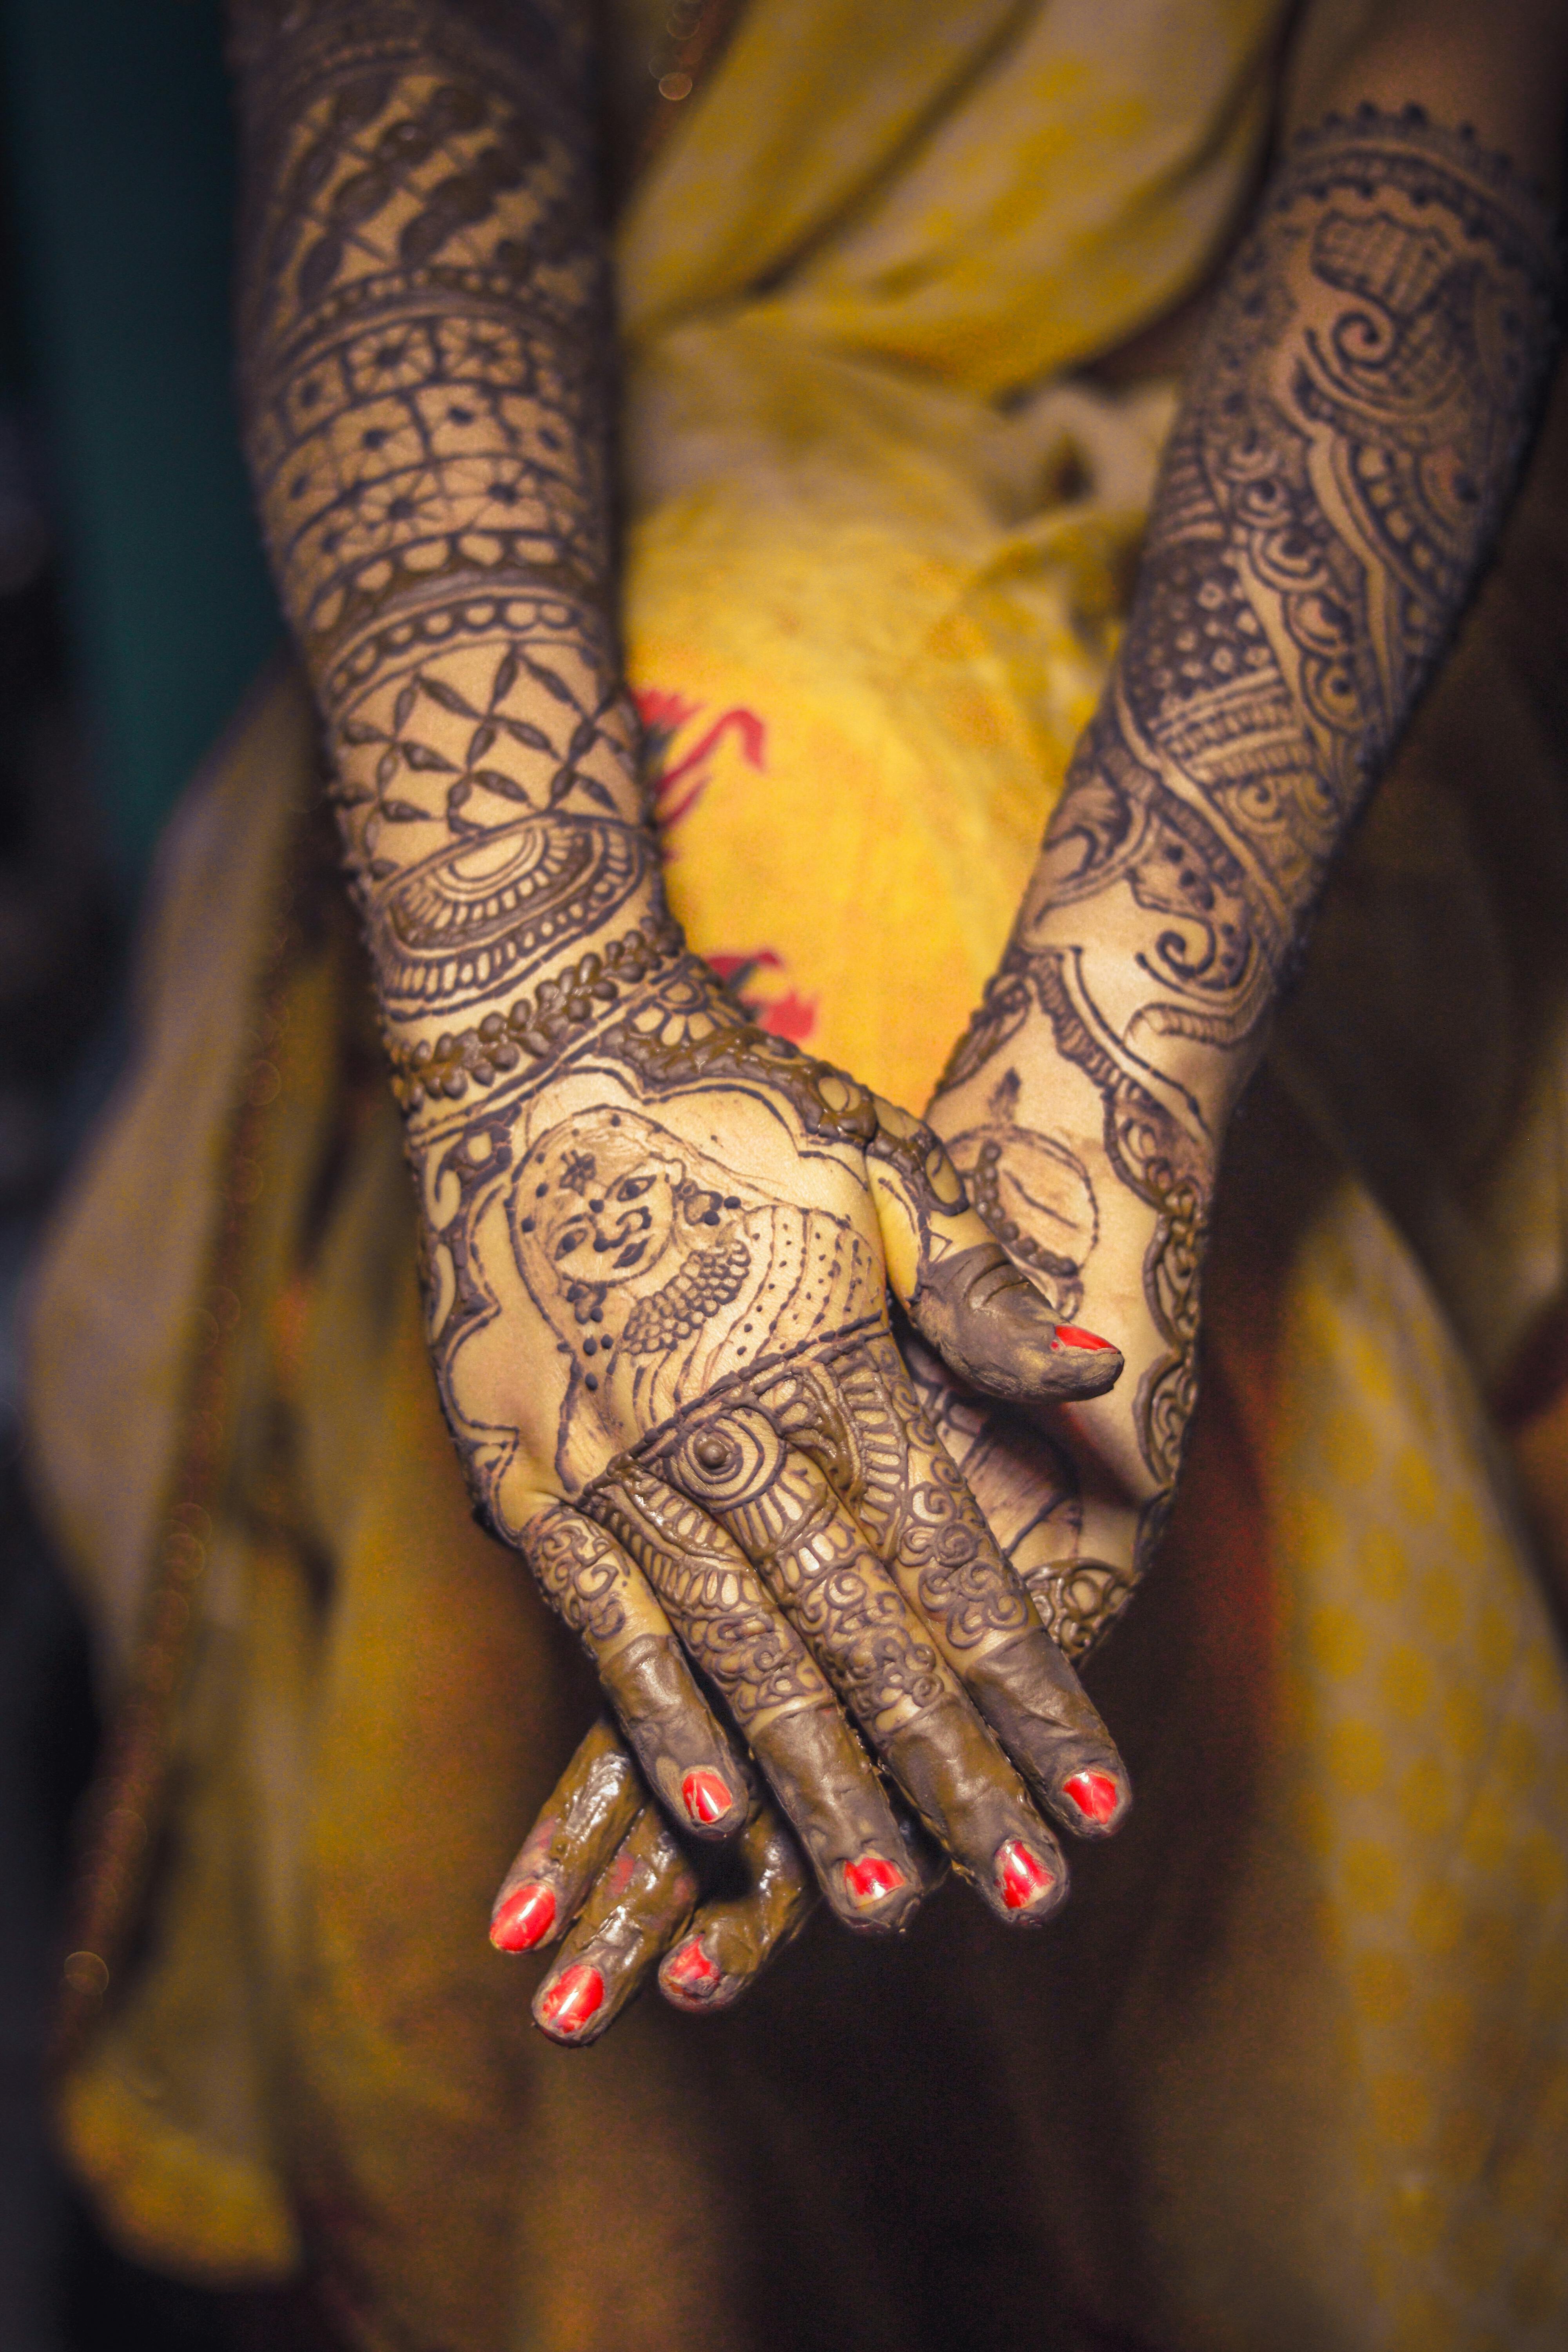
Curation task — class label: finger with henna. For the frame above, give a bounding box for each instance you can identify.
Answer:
[963,1627,1131,1838]
[520,1502,747,1839]
[863,1106,1122,1409]
[532,1803,700,2046]
[664,1438,1065,1927]
[740,1695,938,1935]
[850,1354,1132,1838]
[908,1240,1123,1410]
[583,1468,927,1935]
[490,1717,642,1956]
[659,1799,818,2015]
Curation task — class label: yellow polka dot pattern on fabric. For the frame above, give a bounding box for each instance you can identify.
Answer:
[1271,1180,1568,2347]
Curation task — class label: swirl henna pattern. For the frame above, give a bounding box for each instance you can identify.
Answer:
[935,104,1560,1607]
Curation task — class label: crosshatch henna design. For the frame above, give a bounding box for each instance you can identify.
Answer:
[936,103,1560,1608]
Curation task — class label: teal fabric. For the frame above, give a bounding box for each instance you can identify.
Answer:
[0,0,279,882]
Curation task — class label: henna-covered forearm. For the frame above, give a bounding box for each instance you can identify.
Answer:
[937,103,1561,1559]
[228,0,650,1054]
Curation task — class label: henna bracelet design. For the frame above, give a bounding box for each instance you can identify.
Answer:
[388,912,685,1109]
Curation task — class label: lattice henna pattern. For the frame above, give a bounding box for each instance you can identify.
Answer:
[230,0,642,1038]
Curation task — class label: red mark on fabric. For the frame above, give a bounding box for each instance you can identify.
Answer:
[638,690,767,846]
[709,952,819,1045]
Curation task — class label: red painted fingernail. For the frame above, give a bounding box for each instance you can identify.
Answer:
[490,1882,556,1952]
[662,1935,724,2001]
[1063,1770,1122,1826]
[1051,1325,1117,1352]
[681,1768,736,1827]
[537,1963,604,2036]
[996,1838,1056,1911]
[842,1853,907,1907]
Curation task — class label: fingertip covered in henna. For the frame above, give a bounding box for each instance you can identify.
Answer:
[534,1961,606,2041]
[604,1632,747,1842]
[824,1853,924,1935]
[907,1241,1123,1408]
[842,1851,909,1911]
[659,1931,731,2011]
[993,1835,1067,1922]
[680,1765,744,1833]
[1061,1768,1127,1832]
[490,1879,559,1953]
[1049,1324,1116,1355]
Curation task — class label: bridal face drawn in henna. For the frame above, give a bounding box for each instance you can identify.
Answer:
[410,962,1124,1917]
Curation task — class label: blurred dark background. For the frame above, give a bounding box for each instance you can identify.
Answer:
[0,4,283,2344]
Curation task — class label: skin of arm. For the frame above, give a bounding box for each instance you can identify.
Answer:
[225,0,1137,1977]
[930,0,1565,1596]
[505,0,1568,2036]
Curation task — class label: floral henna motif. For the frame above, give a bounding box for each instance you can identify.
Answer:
[385,914,684,1108]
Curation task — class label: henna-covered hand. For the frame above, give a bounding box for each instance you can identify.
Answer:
[419,953,1123,1935]
[228,0,1129,1953]
[490,76,1564,2041]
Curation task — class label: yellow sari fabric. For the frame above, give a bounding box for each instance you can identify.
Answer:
[27,4,1568,2347]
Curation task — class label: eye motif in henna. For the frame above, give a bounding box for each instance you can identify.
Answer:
[581,1323,1044,1731]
